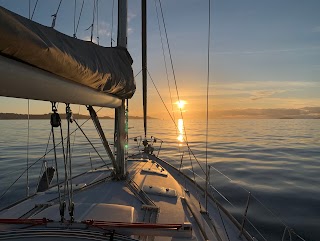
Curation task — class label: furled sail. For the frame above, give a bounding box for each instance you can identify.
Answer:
[0,7,135,100]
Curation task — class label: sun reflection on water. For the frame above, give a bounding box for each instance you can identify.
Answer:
[177,118,184,146]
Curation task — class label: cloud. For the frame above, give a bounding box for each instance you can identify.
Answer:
[250,90,285,100]
[98,21,111,37]
[214,46,320,55]
[82,35,92,41]
[128,11,137,22]
[212,107,320,119]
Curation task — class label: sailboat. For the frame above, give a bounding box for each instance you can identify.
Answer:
[0,1,308,241]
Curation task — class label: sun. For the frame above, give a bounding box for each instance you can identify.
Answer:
[176,100,186,109]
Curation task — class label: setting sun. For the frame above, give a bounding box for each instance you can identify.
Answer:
[176,100,186,109]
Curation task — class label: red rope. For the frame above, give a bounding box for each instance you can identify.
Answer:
[0,218,52,225]
[82,220,183,229]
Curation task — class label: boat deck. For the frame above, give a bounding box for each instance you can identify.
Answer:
[0,154,251,241]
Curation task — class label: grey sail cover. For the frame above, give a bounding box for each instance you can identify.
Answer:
[0,7,135,99]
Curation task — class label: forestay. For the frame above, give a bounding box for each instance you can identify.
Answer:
[0,7,135,100]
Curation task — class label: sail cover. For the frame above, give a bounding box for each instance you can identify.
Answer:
[0,7,135,99]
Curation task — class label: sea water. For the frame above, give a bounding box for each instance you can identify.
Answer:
[0,119,319,240]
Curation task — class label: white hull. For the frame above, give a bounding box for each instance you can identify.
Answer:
[0,153,252,241]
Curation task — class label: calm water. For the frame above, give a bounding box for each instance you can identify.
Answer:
[0,119,319,240]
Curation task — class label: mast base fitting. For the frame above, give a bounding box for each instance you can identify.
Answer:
[111,170,128,181]
[143,144,154,155]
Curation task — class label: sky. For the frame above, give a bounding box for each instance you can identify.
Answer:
[1,0,320,119]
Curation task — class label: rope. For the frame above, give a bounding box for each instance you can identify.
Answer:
[0,131,51,201]
[208,164,307,240]
[188,150,196,183]
[73,0,76,36]
[66,104,74,221]
[71,105,81,154]
[111,0,115,46]
[246,218,268,241]
[147,69,206,175]
[0,157,41,201]
[210,188,231,241]
[0,108,108,202]
[74,0,84,38]
[26,100,30,197]
[154,0,176,126]
[73,119,108,166]
[204,0,212,212]
[30,0,39,20]
[50,102,66,221]
[188,149,202,209]
[96,0,99,45]
[59,122,68,208]
[51,126,62,210]
[90,0,96,42]
[28,0,31,19]
[51,0,63,28]
[157,0,203,176]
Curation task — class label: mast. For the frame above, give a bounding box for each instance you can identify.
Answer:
[117,0,127,48]
[142,0,147,139]
[114,0,128,178]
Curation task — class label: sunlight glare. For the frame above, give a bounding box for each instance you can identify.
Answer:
[176,100,186,109]
[177,118,184,145]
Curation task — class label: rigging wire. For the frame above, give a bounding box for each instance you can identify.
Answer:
[157,0,202,175]
[0,107,107,202]
[28,0,31,19]
[51,0,63,28]
[96,0,99,45]
[51,124,63,215]
[26,100,30,197]
[147,70,205,175]
[36,131,52,190]
[154,0,176,126]
[66,104,74,221]
[208,163,306,241]
[210,186,231,241]
[71,105,81,154]
[111,0,115,46]
[204,1,230,239]
[73,119,108,166]
[74,0,84,38]
[73,0,76,36]
[58,118,68,215]
[90,0,97,42]
[30,0,39,20]
[142,0,147,139]
[205,0,211,212]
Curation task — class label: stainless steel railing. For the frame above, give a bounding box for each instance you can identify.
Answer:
[128,136,308,241]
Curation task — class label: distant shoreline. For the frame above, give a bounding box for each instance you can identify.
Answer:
[0,113,156,120]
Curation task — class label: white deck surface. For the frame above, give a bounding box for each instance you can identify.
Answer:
[0,154,251,241]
